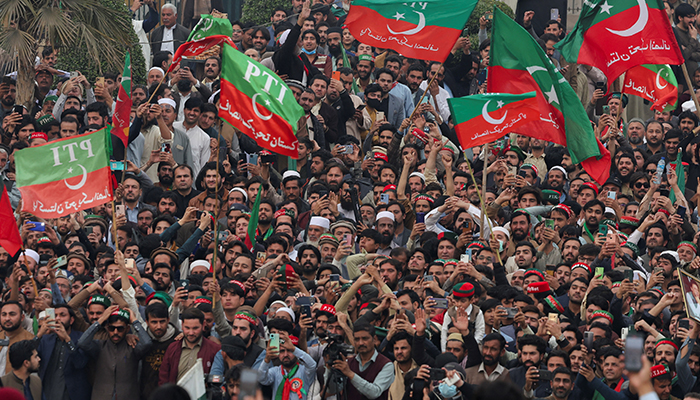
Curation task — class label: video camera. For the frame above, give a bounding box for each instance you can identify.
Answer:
[323,333,355,363]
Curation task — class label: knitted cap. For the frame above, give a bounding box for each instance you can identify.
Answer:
[88,294,111,308]
[589,310,614,324]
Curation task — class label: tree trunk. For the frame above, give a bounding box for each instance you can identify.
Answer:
[17,56,35,110]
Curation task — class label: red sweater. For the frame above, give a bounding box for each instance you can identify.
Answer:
[158,337,221,385]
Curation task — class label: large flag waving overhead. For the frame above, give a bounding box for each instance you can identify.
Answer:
[448,92,540,148]
[623,64,678,112]
[187,14,233,41]
[556,0,683,87]
[488,8,611,185]
[111,51,131,147]
[345,0,478,61]
[15,128,113,218]
[219,42,305,158]
[168,35,235,74]
[0,183,21,257]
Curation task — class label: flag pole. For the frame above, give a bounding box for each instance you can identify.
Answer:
[408,64,442,121]
[145,73,168,105]
[681,64,700,119]
[111,200,118,250]
[211,117,223,308]
[464,151,503,266]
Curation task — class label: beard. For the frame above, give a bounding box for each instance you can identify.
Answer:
[259,216,272,225]
[483,355,498,366]
[328,182,341,192]
[281,356,297,368]
[302,261,317,274]
[328,43,342,57]
[2,320,20,332]
[159,174,174,186]
[512,229,528,242]
[380,231,393,245]
[340,198,353,209]
[629,135,643,144]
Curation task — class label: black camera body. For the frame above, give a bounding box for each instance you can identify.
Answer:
[324,334,355,363]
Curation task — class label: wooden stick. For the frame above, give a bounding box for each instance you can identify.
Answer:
[145,73,168,105]
[682,64,700,120]
[464,152,503,266]
[211,118,223,308]
[408,64,442,122]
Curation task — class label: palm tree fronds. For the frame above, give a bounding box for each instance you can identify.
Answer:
[0,0,35,30]
[28,5,76,46]
[0,28,36,72]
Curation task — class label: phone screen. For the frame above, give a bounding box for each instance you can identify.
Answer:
[625,335,644,372]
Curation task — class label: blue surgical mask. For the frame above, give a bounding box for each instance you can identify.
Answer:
[301,48,317,55]
[438,383,458,398]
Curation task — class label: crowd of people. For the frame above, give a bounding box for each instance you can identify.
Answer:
[2,1,700,400]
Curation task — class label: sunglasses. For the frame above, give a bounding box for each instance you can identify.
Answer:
[645,169,656,174]
[635,182,650,189]
[106,325,126,333]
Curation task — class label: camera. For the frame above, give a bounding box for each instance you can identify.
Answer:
[205,374,224,400]
[324,333,355,363]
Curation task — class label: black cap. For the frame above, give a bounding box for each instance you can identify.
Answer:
[221,335,247,355]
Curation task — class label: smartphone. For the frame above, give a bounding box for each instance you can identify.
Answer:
[195,210,204,219]
[546,265,556,276]
[416,212,425,224]
[28,222,46,232]
[161,143,171,153]
[343,145,354,155]
[461,248,473,263]
[125,258,135,270]
[624,269,634,282]
[653,266,664,276]
[584,331,595,349]
[678,205,687,218]
[239,368,259,400]
[218,231,229,241]
[598,224,608,236]
[659,188,670,197]
[332,70,341,81]
[625,335,645,372]
[70,71,79,80]
[376,111,385,121]
[607,191,617,200]
[180,279,189,288]
[680,319,691,330]
[85,226,94,235]
[602,105,610,115]
[380,193,389,204]
[432,298,449,309]
[518,169,528,178]
[110,161,125,171]
[595,81,606,92]
[424,275,434,282]
[116,204,125,215]
[539,369,553,381]
[505,307,519,318]
[595,266,604,278]
[429,368,447,380]
[256,251,266,263]
[544,219,555,230]
[296,296,315,306]
[550,8,560,20]
[45,308,55,320]
[301,304,312,318]
[621,327,629,342]
[343,234,352,247]
[269,333,280,351]
[12,105,24,115]
[330,274,340,282]
[356,104,366,111]
[55,255,68,269]
[485,11,493,20]
[95,77,105,87]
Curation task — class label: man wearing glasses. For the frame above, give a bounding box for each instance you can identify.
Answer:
[78,306,152,400]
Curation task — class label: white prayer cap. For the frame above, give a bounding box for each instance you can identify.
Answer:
[158,98,177,110]
[376,211,395,222]
[309,216,330,230]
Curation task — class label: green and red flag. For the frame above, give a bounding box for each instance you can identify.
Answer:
[167,35,235,74]
[448,92,540,148]
[244,189,262,251]
[15,127,113,218]
[111,51,131,147]
[0,183,21,257]
[623,64,678,112]
[187,14,233,41]
[488,8,611,185]
[219,42,305,158]
[345,0,478,61]
[556,0,683,88]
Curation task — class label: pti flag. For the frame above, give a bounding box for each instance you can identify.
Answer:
[15,128,113,218]
[219,42,305,158]
[168,35,235,74]
[556,0,683,88]
[623,64,678,112]
[488,8,611,185]
[448,92,540,148]
[111,51,131,147]
[345,0,478,61]
[187,14,233,41]
[244,189,262,251]
[0,183,21,257]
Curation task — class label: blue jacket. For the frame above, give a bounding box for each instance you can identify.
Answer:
[37,330,91,400]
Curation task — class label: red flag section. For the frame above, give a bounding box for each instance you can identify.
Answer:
[0,185,21,257]
[168,35,236,74]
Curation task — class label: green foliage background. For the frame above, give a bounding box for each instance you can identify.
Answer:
[56,0,146,85]
[241,0,288,25]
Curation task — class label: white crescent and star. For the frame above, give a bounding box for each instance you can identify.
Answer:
[387,10,426,36]
[251,93,273,121]
[526,66,559,105]
[482,100,507,125]
[656,68,668,89]
[64,164,88,190]
[605,0,648,37]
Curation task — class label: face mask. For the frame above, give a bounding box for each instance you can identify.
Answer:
[438,383,458,398]
[301,47,317,55]
[366,98,382,109]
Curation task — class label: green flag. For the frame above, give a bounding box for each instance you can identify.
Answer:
[670,151,684,204]
[244,189,262,251]
[187,14,233,41]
